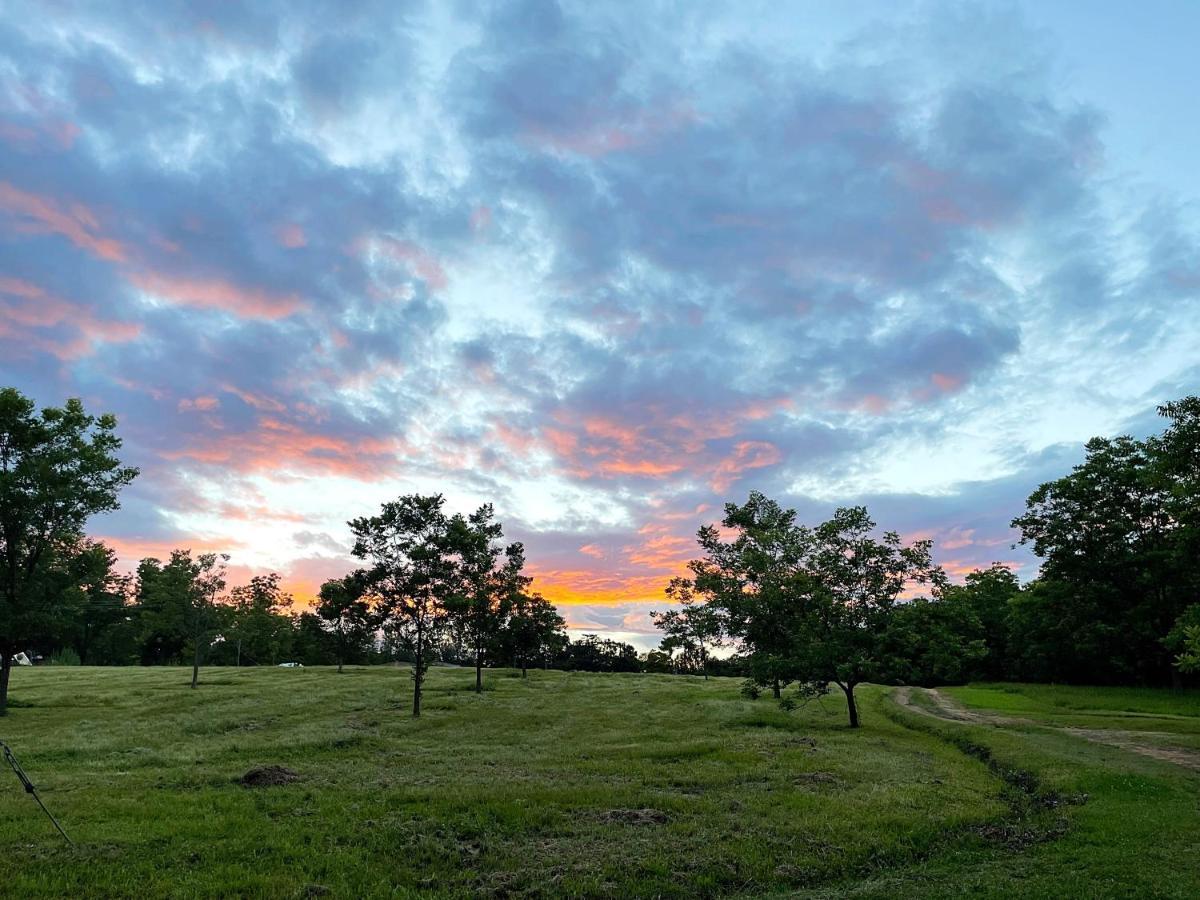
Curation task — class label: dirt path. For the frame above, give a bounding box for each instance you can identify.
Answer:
[893,687,1200,772]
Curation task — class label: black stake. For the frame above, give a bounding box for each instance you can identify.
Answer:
[1,740,73,846]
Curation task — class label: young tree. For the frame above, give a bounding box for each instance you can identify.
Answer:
[688,494,943,727]
[349,494,456,717]
[806,506,944,726]
[315,571,377,672]
[0,389,138,714]
[444,505,511,693]
[652,577,723,678]
[690,493,814,699]
[133,549,229,685]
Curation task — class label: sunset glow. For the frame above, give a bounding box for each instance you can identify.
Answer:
[3,1,1198,649]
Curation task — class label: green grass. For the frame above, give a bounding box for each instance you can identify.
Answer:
[0,669,1196,897]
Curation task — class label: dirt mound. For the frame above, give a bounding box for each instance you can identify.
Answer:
[793,772,840,786]
[600,808,669,825]
[239,765,300,787]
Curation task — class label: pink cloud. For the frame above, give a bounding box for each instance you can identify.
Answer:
[0,181,127,261]
[0,276,141,359]
[275,222,307,248]
[129,271,302,319]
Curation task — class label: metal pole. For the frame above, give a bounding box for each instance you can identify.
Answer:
[1,740,73,845]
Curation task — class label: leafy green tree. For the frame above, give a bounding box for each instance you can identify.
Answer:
[291,611,337,666]
[227,573,294,666]
[444,505,520,693]
[0,388,138,714]
[938,564,1020,679]
[879,597,988,686]
[1166,605,1200,675]
[689,494,943,727]
[61,540,131,664]
[562,634,641,672]
[315,571,377,672]
[690,493,813,699]
[652,577,724,677]
[134,550,229,684]
[350,494,457,717]
[1013,397,1200,683]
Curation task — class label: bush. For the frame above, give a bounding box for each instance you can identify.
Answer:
[48,648,81,666]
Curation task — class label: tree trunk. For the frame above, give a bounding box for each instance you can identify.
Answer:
[772,678,781,699]
[840,682,860,728]
[0,652,12,717]
[191,636,201,689]
[521,662,528,678]
[412,625,423,718]
[337,653,344,674]
[475,637,483,693]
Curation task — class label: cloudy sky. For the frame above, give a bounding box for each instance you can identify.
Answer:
[2,0,1197,648]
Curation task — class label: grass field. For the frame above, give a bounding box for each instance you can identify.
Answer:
[0,668,1196,898]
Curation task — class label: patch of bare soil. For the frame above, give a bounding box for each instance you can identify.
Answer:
[239,764,300,787]
[1063,728,1200,771]
[598,808,669,825]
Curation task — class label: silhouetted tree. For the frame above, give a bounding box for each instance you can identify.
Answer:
[0,388,137,714]
[652,577,723,677]
[315,571,377,672]
[500,590,567,676]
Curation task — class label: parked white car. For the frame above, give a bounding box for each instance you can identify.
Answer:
[277,661,304,668]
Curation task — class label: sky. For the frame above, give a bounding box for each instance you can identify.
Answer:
[2,0,1198,649]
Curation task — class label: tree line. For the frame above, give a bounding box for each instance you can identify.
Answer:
[5,385,1199,722]
[651,398,1200,725]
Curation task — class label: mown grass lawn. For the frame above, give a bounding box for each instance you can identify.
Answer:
[0,668,1196,898]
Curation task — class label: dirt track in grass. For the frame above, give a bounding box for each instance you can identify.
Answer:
[893,686,1200,772]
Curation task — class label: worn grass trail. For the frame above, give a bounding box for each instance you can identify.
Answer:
[862,684,1200,898]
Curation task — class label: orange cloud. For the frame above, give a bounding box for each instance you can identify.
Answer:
[129,271,302,319]
[0,181,127,261]
[162,415,406,479]
[710,440,782,492]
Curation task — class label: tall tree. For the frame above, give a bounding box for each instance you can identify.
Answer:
[350,494,456,717]
[1013,397,1200,683]
[315,571,377,673]
[62,540,131,665]
[0,389,137,714]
